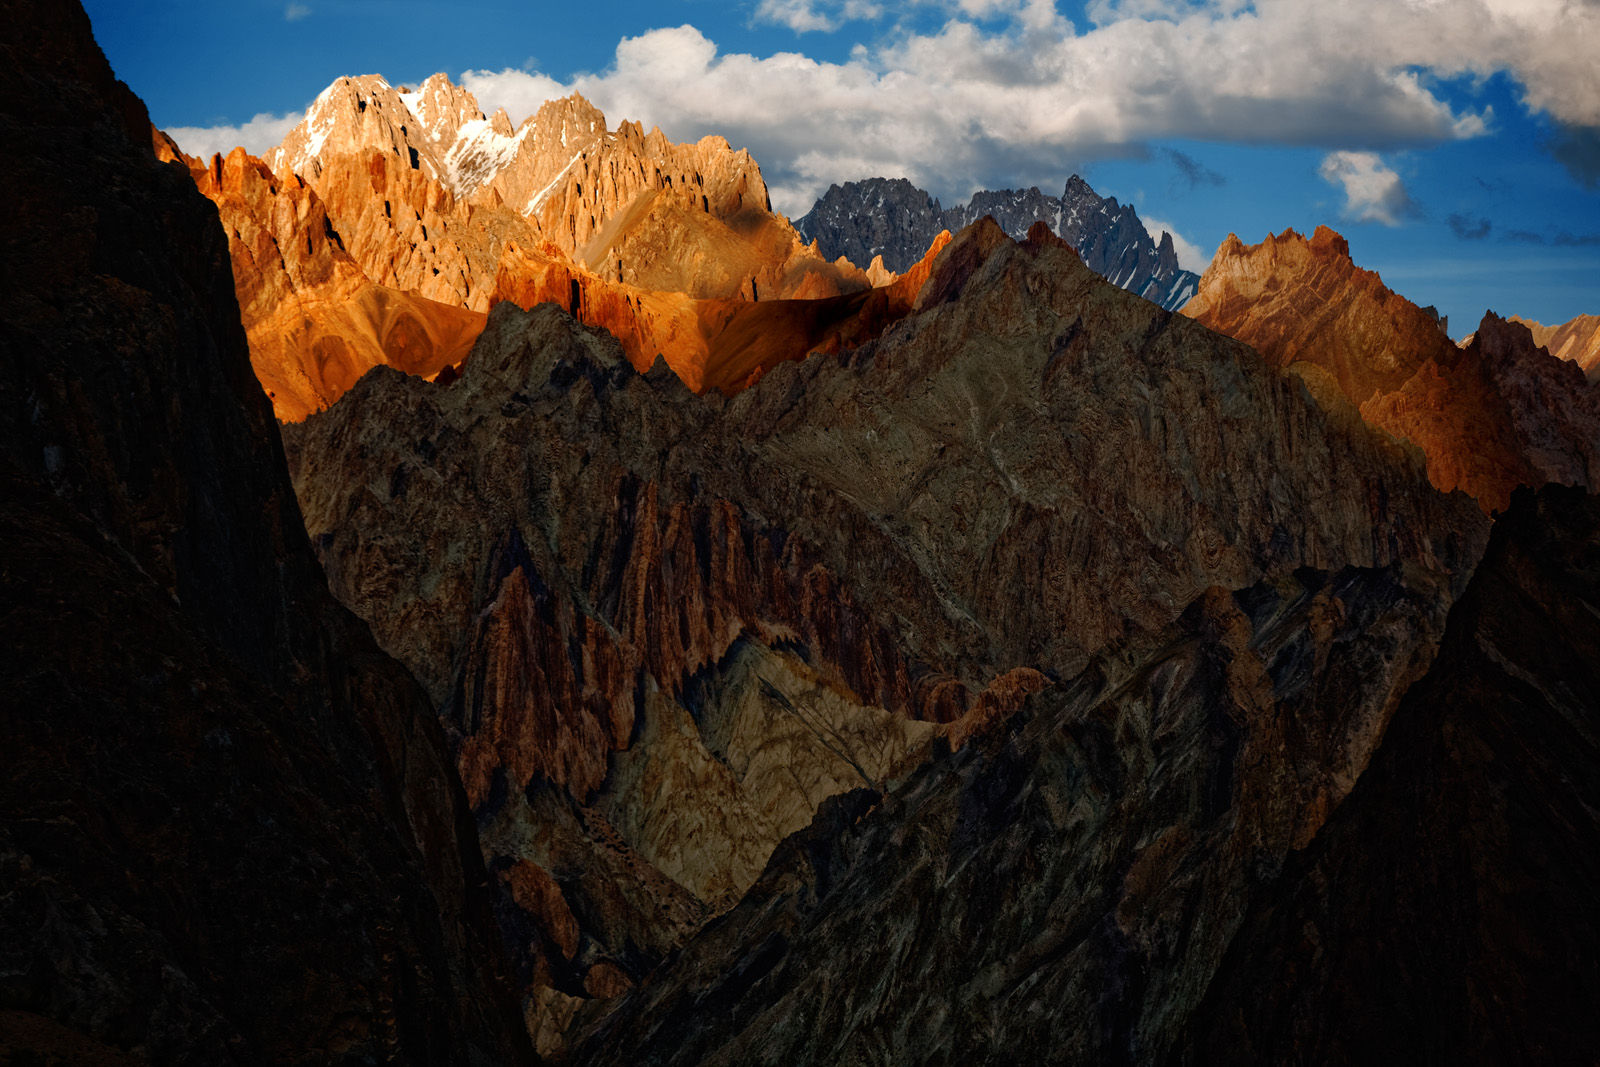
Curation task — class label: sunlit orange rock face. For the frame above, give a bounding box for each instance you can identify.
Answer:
[491,230,953,393]
[1183,225,1600,512]
[157,135,484,421]
[174,72,883,417]
[1513,312,1600,381]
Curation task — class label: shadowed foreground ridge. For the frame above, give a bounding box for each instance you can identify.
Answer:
[0,1,530,1062]
[558,496,1596,1067]
[1176,484,1600,1065]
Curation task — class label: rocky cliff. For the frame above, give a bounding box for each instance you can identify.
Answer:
[1175,485,1600,1065]
[284,218,1486,1053]
[796,175,1200,310]
[1183,225,1600,512]
[1513,311,1600,381]
[262,73,861,305]
[174,72,875,417]
[490,229,951,394]
[0,1,529,1062]
[157,138,484,421]
[559,480,1592,1067]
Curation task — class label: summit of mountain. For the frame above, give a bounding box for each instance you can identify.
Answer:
[795,173,1201,310]
[1183,225,1600,512]
[169,71,883,418]
[259,72,862,304]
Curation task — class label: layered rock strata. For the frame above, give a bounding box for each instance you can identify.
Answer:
[796,174,1200,309]
[285,218,1485,1051]
[1183,225,1600,512]
[0,2,529,1062]
[157,138,485,420]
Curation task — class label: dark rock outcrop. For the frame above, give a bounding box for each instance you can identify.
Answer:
[285,217,1486,1051]
[559,486,1598,1067]
[795,174,1200,309]
[1175,485,1600,1065]
[0,1,530,1062]
[560,557,1466,1065]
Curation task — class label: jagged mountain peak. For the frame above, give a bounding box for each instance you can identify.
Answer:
[1186,224,1600,511]
[795,172,1200,310]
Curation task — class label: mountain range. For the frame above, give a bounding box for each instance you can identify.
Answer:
[796,174,1201,310]
[4,2,1599,1063]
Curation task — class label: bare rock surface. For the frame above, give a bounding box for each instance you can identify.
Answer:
[173,72,876,415]
[1513,311,1600,381]
[1183,225,1600,511]
[796,174,1200,309]
[159,139,485,421]
[285,217,1486,1051]
[562,557,1462,1066]
[260,74,861,308]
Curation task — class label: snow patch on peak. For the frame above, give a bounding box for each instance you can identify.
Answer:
[442,117,531,196]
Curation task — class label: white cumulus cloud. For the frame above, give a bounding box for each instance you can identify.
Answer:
[285,3,311,21]
[165,112,303,161]
[1318,151,1418,226]
[179,0,1600,217]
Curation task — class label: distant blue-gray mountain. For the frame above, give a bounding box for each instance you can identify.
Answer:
[796,175,1200,311]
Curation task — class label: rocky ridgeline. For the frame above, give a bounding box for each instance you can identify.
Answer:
[177,71,871,419]
[1513,312,1600,381]
[284,218,1487,1055]
[795,174,1200,310]
[1184,225,1600,512]
[260,70,860,304]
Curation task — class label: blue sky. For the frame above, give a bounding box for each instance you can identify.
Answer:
[85,0,1600,335]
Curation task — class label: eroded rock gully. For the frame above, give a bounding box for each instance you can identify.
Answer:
[1184,225,1600,512]
[286,218,1488,1053]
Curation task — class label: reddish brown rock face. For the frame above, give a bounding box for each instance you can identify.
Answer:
[1513,311,1600,380]
[491,229,952,394]
[158,139,485,421]
[1183,225,1600,512]
[167,71,891,416]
